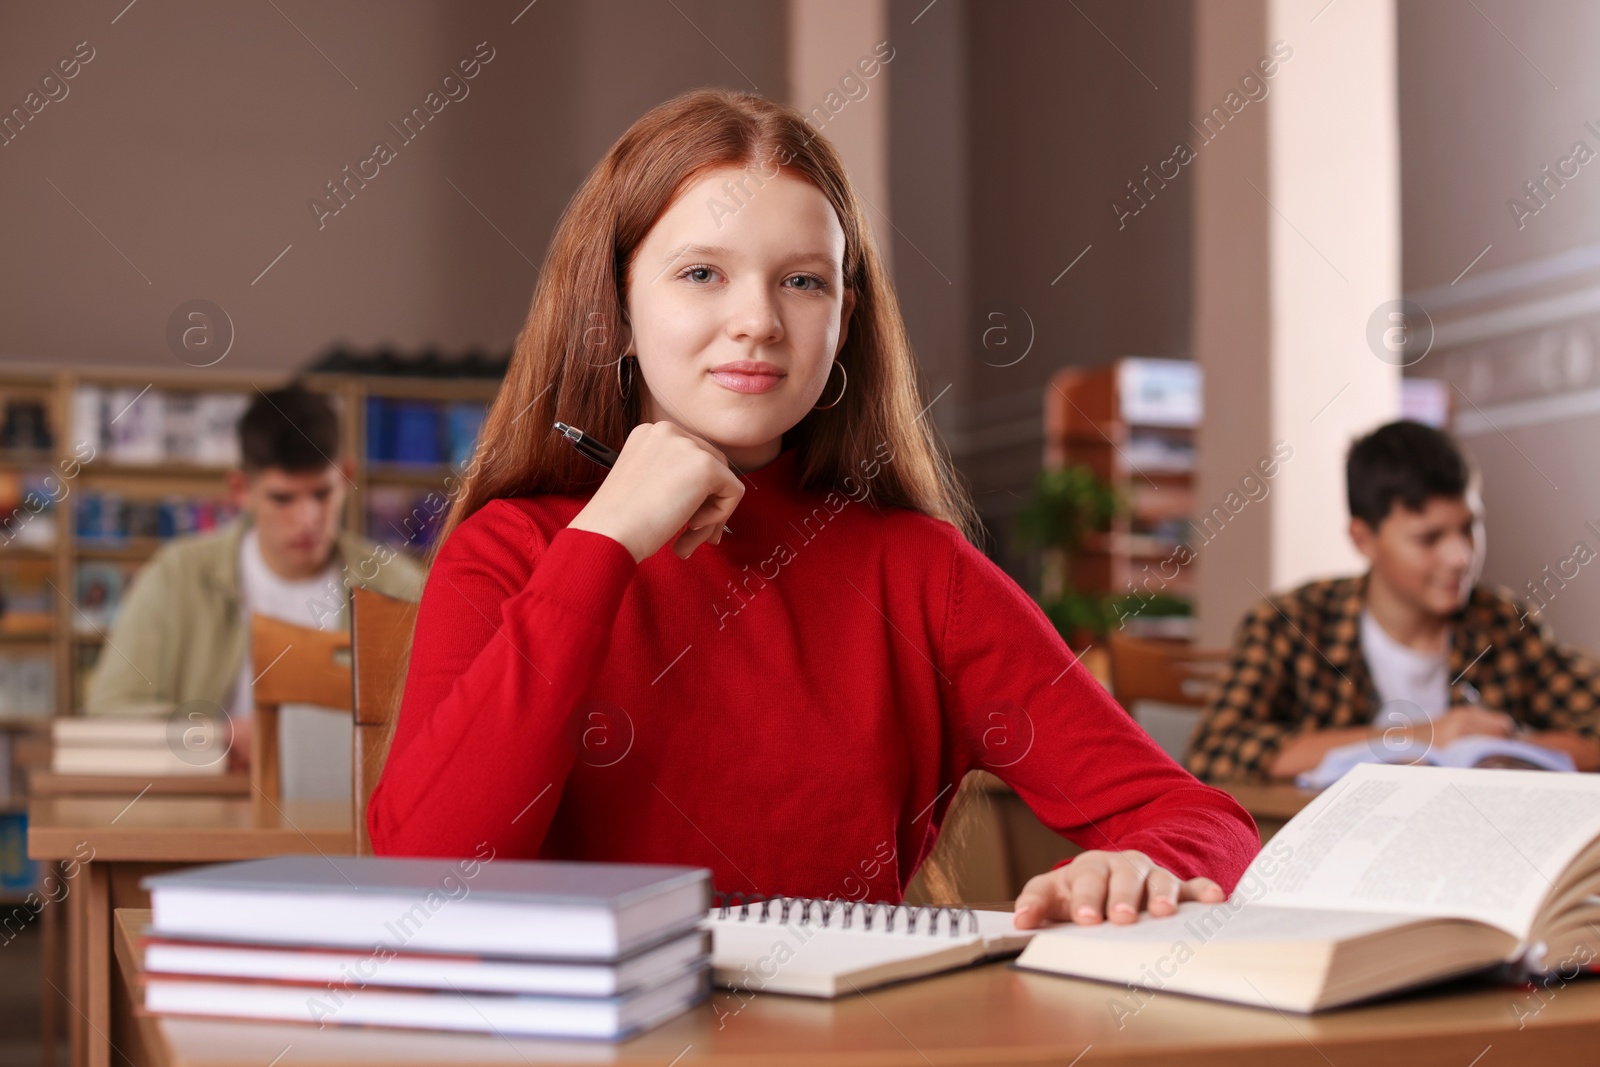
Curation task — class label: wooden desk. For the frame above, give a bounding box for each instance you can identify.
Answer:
[29,795,352,1067]
[1215,781,1320,841]
[113,908,1599,1066]
[22,770,255,1067]
[27,772,251,798]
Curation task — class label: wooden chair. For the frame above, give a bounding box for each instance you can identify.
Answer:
[1105,631,1229,706]
[909,642,1111,906]
[350,586,419,855]
[1105,631,1231,762]
[249,615,353,811]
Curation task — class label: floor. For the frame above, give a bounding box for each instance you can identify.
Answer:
[0,914,61,1067]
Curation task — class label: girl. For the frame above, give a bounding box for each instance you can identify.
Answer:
[368,88,1258,928]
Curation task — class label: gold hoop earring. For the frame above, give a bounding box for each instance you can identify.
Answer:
[617,354,635,400]
[813,361,847,410]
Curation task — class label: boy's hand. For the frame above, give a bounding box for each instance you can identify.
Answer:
[1012,849,1224,928]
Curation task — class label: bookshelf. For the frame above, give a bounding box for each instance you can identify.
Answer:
[0,363,501,721]
[1044,358,1200,640]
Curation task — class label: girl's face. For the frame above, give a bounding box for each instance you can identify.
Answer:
[622,165,856,471]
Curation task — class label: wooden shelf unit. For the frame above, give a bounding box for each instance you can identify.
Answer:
[1044,359,1200,632]
[0,363,501,720]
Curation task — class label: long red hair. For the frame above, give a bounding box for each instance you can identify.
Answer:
[431,86,982,555]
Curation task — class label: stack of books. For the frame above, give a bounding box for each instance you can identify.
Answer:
[75,491,241,543]
[51,711,228,776]
[139,856,712,1039]
[73,386,251,467]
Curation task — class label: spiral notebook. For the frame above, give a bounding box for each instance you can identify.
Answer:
[701,895,1039,998]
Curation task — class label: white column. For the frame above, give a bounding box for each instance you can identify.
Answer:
[1192,0,1402,645]
[788,0,892,276]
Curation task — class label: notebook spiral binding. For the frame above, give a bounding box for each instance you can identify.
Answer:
[709,892,980,937]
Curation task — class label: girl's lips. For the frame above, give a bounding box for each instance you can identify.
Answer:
[709,370,785,394]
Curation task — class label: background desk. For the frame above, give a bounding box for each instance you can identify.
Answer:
[1214,781,1319,841]
[27,772,252,798]
[29,796,352,1067]
[18,772,253,1067]
[115,908,1595,1067]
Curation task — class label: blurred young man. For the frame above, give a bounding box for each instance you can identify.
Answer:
[85,384,424,773]
[1186,420,1600,782]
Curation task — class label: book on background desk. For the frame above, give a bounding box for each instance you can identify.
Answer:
[51,709,228,777]
[702,896,1039,997]
[1295,734,1576,788]
[1016,762,1600,1012]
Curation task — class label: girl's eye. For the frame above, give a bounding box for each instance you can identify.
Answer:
[675,266,829,291]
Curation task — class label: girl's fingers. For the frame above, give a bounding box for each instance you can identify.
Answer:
[1178,876,1226,904]
[1145,868,1184,916]
[1012,873,1060,929]
[1014,854,1224,929]
[1103,855,1149,923]
[1064,857,1110,924]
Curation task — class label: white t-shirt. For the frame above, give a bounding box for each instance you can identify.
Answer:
[1359,608,1451,726]
[229,528,349,799]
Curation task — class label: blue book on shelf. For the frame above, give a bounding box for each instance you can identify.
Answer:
[365,397,393,464]
[447,403,486,466]
[0,811,36,893]
[391,401,442,465]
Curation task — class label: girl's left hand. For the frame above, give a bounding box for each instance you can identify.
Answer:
[1011,849,1225,928]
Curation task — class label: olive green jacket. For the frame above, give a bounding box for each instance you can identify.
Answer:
[83,517,425,716]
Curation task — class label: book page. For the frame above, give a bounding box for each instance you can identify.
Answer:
[1245,763,1600,938]
[1032,900,1421,945]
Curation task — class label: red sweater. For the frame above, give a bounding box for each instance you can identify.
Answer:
[369,444,1259,900]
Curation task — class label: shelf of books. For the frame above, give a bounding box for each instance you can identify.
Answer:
[0,364,500,726]
[1045,358,1201,641]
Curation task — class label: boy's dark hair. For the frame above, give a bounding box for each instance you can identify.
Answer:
[239,383,340,473]
[1346,420,1470,528]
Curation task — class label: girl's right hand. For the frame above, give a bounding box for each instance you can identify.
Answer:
[566,421,745,563]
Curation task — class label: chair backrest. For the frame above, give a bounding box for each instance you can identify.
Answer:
[1105,632,1229,708]
[1106,632,1232,764]
[350,585,419,855]
[249,614,353,812]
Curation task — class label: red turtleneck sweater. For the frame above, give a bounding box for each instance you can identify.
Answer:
[368,444,1259,900]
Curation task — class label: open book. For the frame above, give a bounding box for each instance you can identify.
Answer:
[1015,762,1600,1012]
[703,897,1036,997]
[1295,734,1575,788]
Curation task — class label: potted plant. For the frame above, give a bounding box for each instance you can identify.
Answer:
[1012,463,1121,646]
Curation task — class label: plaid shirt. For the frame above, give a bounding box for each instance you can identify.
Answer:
[1184,573,1600,782]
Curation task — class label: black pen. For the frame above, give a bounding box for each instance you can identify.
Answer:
[553,421,731,536]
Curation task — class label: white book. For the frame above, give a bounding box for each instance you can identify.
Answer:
[53,712,175,748]
[703,898,1037,998]
[1015,762,1600,1012]
[71,385,106,456]
[144,926,710,997]
[143,856,711,960]
[195,393,248,467]
[52,746,226,776]
[144,964,708,1039]
[161,392,200,463]
[108,387,164,464]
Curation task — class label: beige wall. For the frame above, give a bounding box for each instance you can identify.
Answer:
[1,0,1205,590]
[0,0,785,373]
[891,0,1196,575]
[1400,0,1600,652]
